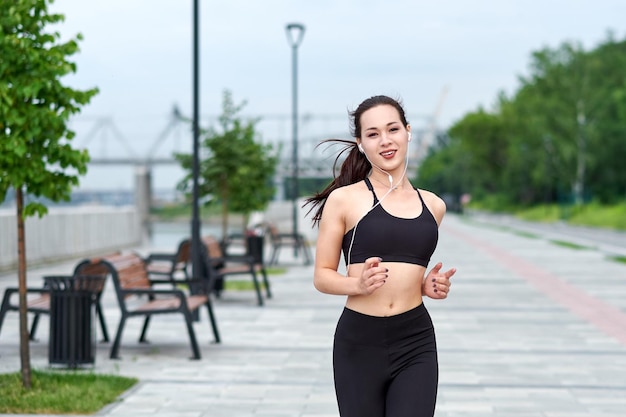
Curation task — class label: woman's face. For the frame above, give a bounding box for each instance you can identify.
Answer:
[358,104,410,161]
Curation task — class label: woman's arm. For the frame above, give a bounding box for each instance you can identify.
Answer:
[420,190,456,298]
[313,189,387,296]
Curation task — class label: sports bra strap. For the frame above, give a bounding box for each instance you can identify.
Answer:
[416,188,427,207]
[363,178,379,204]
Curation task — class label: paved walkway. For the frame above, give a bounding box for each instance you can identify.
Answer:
[1,213,626,416]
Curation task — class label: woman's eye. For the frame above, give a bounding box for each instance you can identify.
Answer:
[367,133,378,138]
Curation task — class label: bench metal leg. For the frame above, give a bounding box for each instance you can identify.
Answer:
[260,267,272,299]
[250,270,264,306]
[95,302,110,342]
[269,245,280,265]
[183,310,201,360]
[269,238,311,265]
[110,315,127,359]
[29,313,42,341]
[0,292,11,338]
[205,300,220,344]
[291,236,312,265]
[139,316,151,342]
[301,238,313,265]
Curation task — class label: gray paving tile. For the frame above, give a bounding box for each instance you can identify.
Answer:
[2,213,626,416]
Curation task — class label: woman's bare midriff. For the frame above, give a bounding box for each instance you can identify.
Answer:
[345,262,426,317]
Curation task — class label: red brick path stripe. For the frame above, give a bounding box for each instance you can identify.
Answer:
[445,224,626,346]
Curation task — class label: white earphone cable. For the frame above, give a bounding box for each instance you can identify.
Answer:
[345,153,410,271]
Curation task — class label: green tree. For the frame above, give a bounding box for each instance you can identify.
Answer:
[499,88,556,204]
[421,34,626,209]
[580,35,626,202]
[0,0,98,388]
[449,108,509,194]
[175,90,278,239]
[519,42,595,203]
[417,133,468,198]
[506,36,626,204]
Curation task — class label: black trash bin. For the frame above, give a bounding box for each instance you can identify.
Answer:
[44,275,106,368]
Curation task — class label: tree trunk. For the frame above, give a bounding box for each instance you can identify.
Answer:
[573,102,587,204]
[16,187,32,388]
[220,201,229,242]
[241,213,250,236]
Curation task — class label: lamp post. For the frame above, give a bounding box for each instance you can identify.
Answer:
[285,23,305,249]
[191,0,202,287]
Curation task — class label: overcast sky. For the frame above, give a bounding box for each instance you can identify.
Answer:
[49,0,626,190]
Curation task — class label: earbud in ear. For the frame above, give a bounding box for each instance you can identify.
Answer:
[407,132,412,142]
[358,143,364,153]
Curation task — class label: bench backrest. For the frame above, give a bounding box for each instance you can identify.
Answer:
[69,262,110,293]
[175,239,192,265]
[107,253,151,290]
[202,236,223,259]
[78,253,151,293]
[199,236,227,271]
[266,223,279,241]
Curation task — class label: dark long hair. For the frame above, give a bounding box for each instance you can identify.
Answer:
[304,95,409,227]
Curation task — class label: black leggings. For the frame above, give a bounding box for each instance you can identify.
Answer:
[333,303,438,417]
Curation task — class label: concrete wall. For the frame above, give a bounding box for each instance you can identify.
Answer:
[0,206,141,272]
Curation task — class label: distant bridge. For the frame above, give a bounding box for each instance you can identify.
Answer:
[77,110,443,180]
[66,106,447,231]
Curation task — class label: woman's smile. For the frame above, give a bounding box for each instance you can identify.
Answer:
[380,149,397,159]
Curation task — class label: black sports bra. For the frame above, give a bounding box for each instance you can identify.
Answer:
[341,178,439,267]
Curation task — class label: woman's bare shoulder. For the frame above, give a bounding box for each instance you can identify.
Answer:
[417,188,447,223]
[327,181,364,202]
[323,181,369,218]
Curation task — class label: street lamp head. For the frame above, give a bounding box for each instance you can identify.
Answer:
[285,23,306,48]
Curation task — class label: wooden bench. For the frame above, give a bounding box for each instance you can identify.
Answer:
[266,222,313,266]
[75,252,220,360]
[145,239,191,283]
[201,236,271,306]
[0,265,110,343]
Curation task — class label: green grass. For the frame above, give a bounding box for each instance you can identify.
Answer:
[567,202,626,230]
[469,201,626,230]
[150,202,228,221]
[0,370,137,414]
[224,268,286,291]
[266,266,287,275]
[513,230,540,239]
[549,240,594,250]
[522,202,626,230]
[515,204,562,222]
[225,280,263,291]
[608,255,626,264]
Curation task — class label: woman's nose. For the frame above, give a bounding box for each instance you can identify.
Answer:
[380,133,392,144]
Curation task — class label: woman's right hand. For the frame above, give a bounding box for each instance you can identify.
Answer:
[358,257,388,295]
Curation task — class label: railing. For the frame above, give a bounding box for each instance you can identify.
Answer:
[0,206,141,272]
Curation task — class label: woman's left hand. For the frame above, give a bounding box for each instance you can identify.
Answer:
[422,262,456,299]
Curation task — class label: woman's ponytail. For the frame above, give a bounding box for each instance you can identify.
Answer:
[303,139,371,227]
